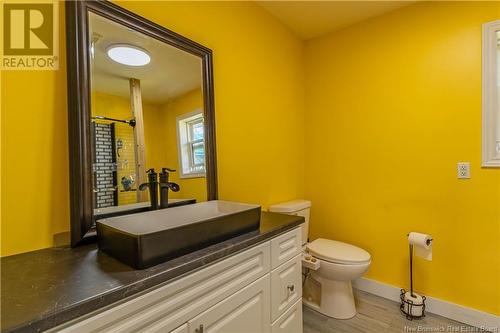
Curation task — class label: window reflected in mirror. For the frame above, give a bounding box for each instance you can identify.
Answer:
[88,12,207,218]
[176,110,205,178]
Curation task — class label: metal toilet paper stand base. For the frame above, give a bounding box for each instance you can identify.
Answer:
[400,243,428,320]
[400,288,426,320]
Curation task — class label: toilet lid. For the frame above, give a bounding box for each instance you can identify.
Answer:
[306,238,371,264]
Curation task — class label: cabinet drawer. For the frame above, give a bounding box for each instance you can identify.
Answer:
[271,299,303,333]
[55,242,270,333]
[270,254,302,321]
[188,275,271,333]
[270,228,301,269]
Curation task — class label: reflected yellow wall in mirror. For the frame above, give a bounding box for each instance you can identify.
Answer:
[142,88,207,203]
[1,1,305,256]
[160,88,206,203]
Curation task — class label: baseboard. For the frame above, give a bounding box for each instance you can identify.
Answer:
[352,277,500,331]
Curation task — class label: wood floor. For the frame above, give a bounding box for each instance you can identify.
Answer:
[303,289,473,333]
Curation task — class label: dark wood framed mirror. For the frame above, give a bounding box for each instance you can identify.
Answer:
[66,0,217,247]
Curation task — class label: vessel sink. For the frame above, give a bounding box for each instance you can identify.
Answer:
[93,198,197,220]
[96,200,261,269]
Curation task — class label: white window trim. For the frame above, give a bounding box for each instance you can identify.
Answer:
[176,109,206,179]
[482,20,500,167]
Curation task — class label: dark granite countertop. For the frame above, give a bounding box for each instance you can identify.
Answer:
[1,212,303,333]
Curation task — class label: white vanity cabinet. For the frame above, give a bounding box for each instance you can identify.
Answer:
[52,227,303,333]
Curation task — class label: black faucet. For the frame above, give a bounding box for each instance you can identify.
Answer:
[139,168,159,210]
[159,167,180,209]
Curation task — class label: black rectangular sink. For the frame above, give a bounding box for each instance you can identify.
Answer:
[93,198,197,221]
[96,200,261,269]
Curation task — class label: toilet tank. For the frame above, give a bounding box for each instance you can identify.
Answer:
[269,200,311,245]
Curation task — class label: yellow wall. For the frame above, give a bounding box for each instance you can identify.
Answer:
[304,2,500,315]
[161,88,207,203]
[0,1,305,256]
[142,101,167,175]
[1,4,69,256]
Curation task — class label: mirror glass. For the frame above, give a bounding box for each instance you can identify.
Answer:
[496,30,500,157]
[497,30,499,100]
[88,12,207,219]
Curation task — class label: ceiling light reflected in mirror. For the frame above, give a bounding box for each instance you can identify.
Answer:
[107,44,151,66]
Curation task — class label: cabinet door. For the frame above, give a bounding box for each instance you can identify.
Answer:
[188,275,271,333]
[170,324,189,333]
[271,299,302,333]
[270,255,302,321]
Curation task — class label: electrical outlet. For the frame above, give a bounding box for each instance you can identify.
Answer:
[457,162,470,179]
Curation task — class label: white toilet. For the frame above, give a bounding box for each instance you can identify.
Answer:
[269,200,371,320]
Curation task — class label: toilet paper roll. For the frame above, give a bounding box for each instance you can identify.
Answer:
[408,232,433,261]
[403,291,424,317]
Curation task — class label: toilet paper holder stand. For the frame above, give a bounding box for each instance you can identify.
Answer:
[400,235,432,320]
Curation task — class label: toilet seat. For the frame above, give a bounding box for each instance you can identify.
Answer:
[306,238,371,265]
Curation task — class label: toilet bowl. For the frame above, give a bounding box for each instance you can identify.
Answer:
[269,200,371,320]
[305,238,371,319]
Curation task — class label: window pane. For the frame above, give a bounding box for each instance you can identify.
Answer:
[191,121,204,141]
[192,142,205,166]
